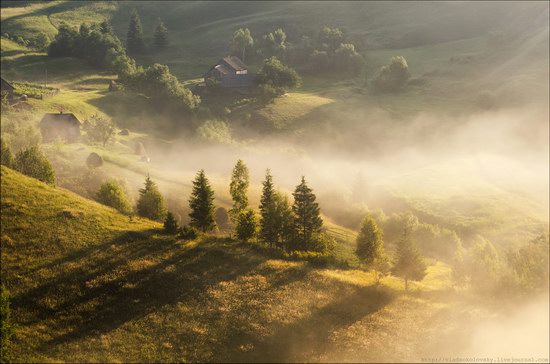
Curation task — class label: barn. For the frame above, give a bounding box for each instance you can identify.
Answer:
[203,56,257,89]
[39,112,82,143]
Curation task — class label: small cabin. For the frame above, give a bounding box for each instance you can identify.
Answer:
[39,112,81,143]
[203,56,256,89]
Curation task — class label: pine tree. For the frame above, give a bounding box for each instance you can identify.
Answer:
[189,169,216,232]
[391,228,427,290]
[137,174,167,221]
[229,159,249,226]
[259,169,278,247]
[274,192,295,251]
[0,285,14,363]
[0,138,14,168]
[236,209,257,243]
[127,8,145,54]
[154,17,168,48]
[164,211,179,234]
[292,176,323,251]
[356,215,384,266]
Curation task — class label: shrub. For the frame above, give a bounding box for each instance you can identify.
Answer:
[96,179,132,214]
[257,56,301,94]
[373,56,410,93]
[15,145,56,185]
[0,138,15,168]
[180,225,199,240]
[196,119,233,144]
[236,209,257,243]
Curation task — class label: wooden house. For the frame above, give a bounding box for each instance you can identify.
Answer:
[203,56,256,89]
[39,112,82,143]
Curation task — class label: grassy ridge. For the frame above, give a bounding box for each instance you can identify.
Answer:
[1,165,457,362]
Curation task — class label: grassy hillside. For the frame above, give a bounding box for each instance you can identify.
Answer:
[1,165,469,362]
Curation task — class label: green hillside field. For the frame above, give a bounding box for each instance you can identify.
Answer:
[0,165,476,362]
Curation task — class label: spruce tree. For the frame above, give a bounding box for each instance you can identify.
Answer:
[356,215,384,266]
[189,169,216,232]
[164,211,179,234]
[154,17,168,48]
[391,228,427,290]
[137,174,167,221]
[274,192,295,251]
[127,8,145,54]
[292,176,323,251]
[259,169,278,247]
[229,159,249,226]
[0,138,14,168]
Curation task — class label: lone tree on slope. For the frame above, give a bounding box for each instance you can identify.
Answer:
[391,228,427,290]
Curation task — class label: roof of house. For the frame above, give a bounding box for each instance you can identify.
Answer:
[39,112,81,127]
[221,56,247,72]
[0,77,15,92]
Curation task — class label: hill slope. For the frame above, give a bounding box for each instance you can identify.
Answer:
[0,166,464,362]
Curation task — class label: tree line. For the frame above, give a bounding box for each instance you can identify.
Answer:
[47,13,199,117]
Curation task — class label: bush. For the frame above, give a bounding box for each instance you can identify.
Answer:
[373,56,410,93]
[257,56,301,94]
[164,211,179,234]
[0,138,15,168]
[180,225,199,240]
[96,179,132,214]
[14,145,56,185]
[283,250,333,266]
[1,120,42,153]
[236,209,257,243]
[196,119,233,144]
[334,43,363,75]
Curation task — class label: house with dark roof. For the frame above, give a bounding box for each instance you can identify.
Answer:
[202,56,257,89]
[39,112,82,143]
[1,77,16,98]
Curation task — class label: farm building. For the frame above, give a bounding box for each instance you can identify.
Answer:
[202,56,257,89]
[39,112,82,143]
[1,77,15,98]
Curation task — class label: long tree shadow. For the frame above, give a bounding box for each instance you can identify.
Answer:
[27,236,266,353]
[237,285,395,363]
